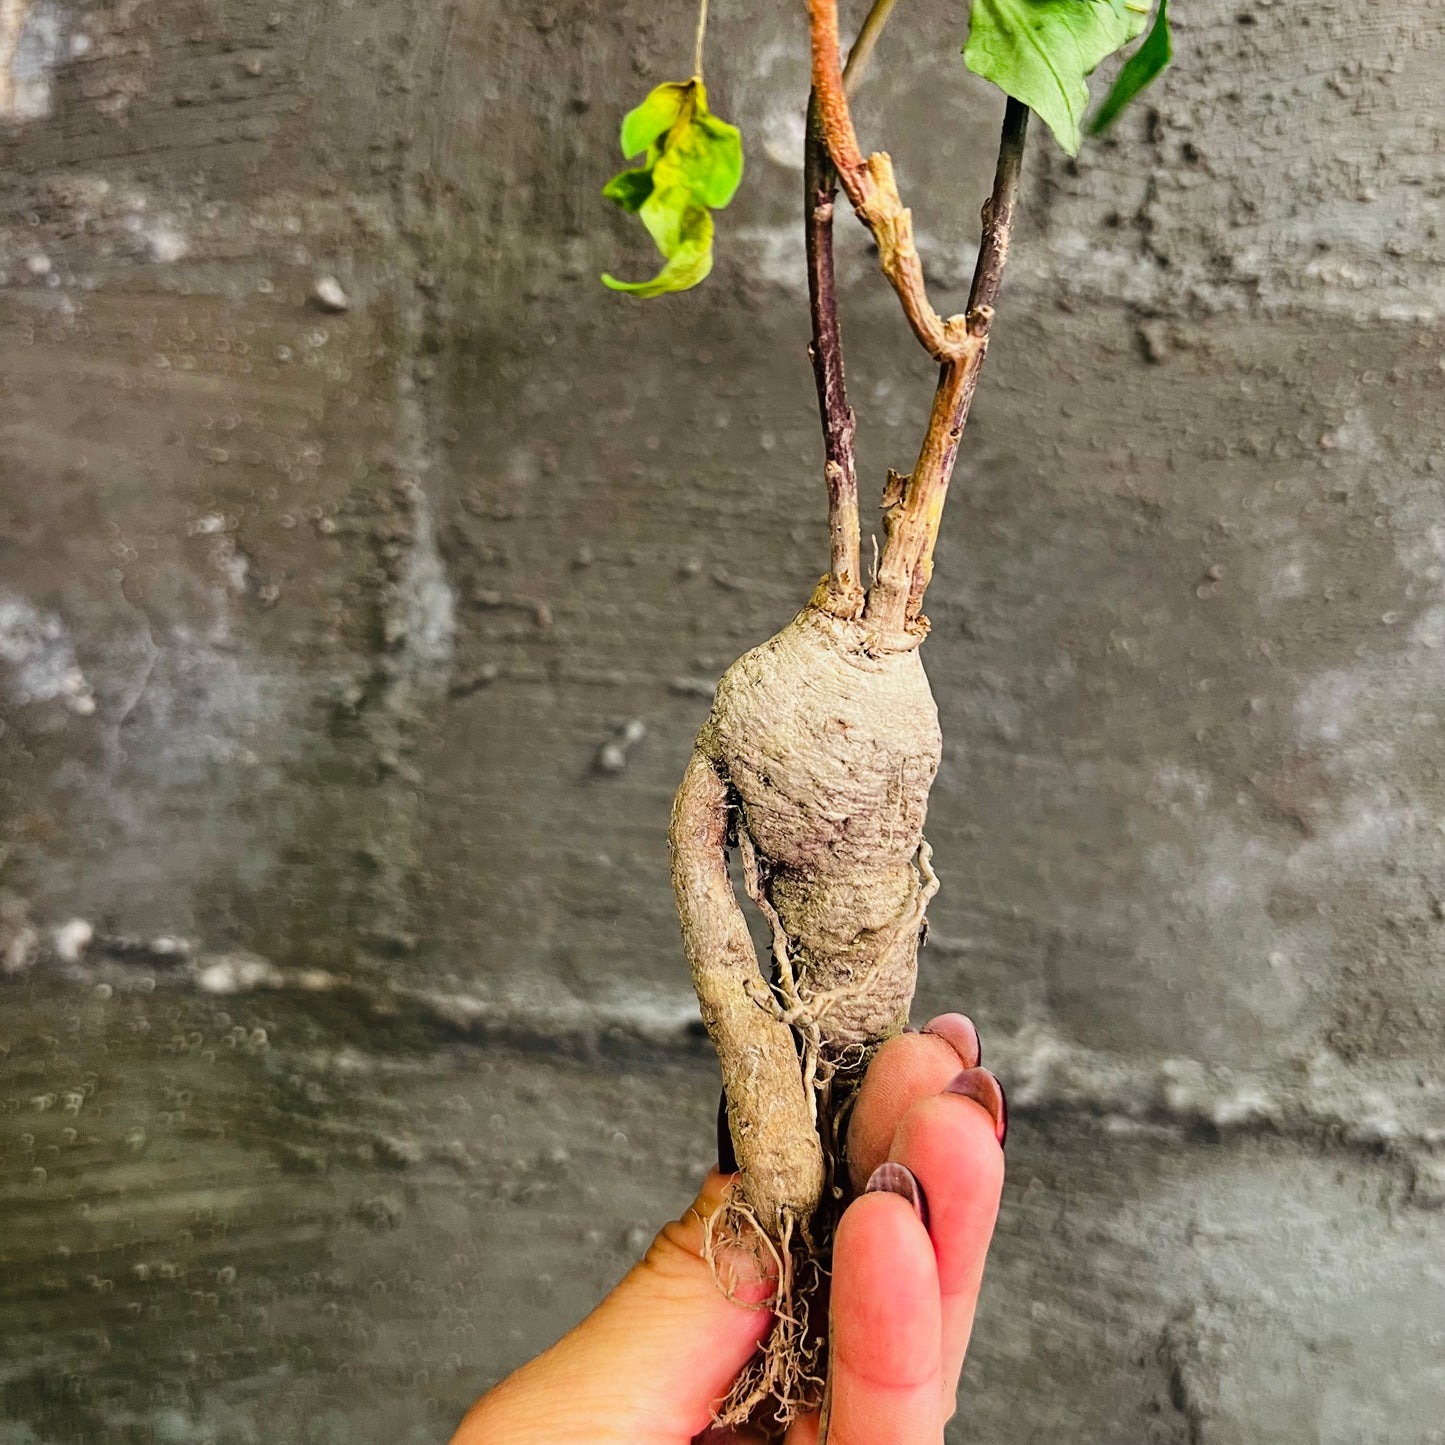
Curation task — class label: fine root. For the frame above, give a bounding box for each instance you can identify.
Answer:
[702,1189,828,1431]
[703,833,939,1431]
[739,825,826,1130]
[701,1184,786,1312]
[743,826,938,1055]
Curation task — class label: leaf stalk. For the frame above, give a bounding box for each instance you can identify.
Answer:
[693,0,709,79]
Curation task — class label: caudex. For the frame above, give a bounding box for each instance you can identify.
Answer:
[601,0,1172,1431]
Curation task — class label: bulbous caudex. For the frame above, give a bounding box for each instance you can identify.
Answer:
[670,588,941,1234]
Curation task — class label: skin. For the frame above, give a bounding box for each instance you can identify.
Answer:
[452,1023,1003,1445]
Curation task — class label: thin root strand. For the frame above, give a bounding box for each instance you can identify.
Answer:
[703,1193,829,1432]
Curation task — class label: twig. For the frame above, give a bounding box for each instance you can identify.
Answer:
[870,98,1028,627]
[804,0,1029,630]
[842,0,901,95]
[807,0,907,614]
[807,0,968,363]
[901,96,1029,616]
[805,94,861,613]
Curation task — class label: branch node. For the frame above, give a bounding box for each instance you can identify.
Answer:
[880,469,907,512]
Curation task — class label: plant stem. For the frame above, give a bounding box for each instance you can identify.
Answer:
[806,0,905,614]
[842,0,901,95]
[886,97,1028,626]
[806,0,966,363]
[967,97,1029,320]
[694,0,709,79]
[806,0,1029,629]
[805,93,861,613]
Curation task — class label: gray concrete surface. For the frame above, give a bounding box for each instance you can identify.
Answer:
[2,0,1443,1440]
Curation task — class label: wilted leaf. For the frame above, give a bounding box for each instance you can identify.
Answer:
[637,183,695,255]
[602,78,744,298]
[601,168,654,214]
[658,110,744,210]
[602,203,714,298]
[1090,0,1172,136]
[620,81,693,159]
[965,0,1151,156]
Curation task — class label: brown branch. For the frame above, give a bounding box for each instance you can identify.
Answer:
[865,97,1030,631]
[806,94,861,614]
[806,0,904,616]
[807,0,865,179]
[806,0,966,363]
[967,95,1029,320]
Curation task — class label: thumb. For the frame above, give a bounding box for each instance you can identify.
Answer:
[454,1171,775,1445]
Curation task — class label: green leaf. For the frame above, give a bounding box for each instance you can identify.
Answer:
[601,77,744,299]
[620,81,693,158]
[658,109,744,209]
[601,167,655,214]
[1090,0,1172,135]
[965,0,1152,156]
[602,203,714,297]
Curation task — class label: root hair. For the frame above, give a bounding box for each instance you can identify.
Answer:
[701,1187,828,1432]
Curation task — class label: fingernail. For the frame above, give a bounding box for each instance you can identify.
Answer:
[944,1066,1007,1147]
[921,1012,982,1069]
[902,1023,919,1034]
[864,1162,930,1230]
[716,1089,738,1175]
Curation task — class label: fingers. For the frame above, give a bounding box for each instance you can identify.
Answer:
[819,1184,944,1445]
[452,1171,773,1445]
[892,1083,1005,1417]
[785,1045,1004,1445]
[846,1012,1006,1423]
[847,1014,982,1191]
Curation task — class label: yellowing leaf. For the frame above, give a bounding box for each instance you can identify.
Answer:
[601,167,654,214]
[657,109,744,210]
[601,78,744,299]
[602,203,715,298]
[620,82,693,159]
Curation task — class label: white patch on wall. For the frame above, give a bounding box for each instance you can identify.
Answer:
[0,591,95,714]
[759,106,806,171]
[0,0,66,121]
[1329,407,1380,460]
[1410,605,1445,652]
[730,223,805,293]
[1130,744,1428,1052]
[146,224,189,265]
[737,36,809,172]
[1137,769,1320,1037]
[391,478,456,682]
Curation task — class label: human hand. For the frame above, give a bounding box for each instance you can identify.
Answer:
[452,1014,1006,1445]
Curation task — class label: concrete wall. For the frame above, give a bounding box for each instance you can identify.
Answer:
[1,1,1441,1440]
